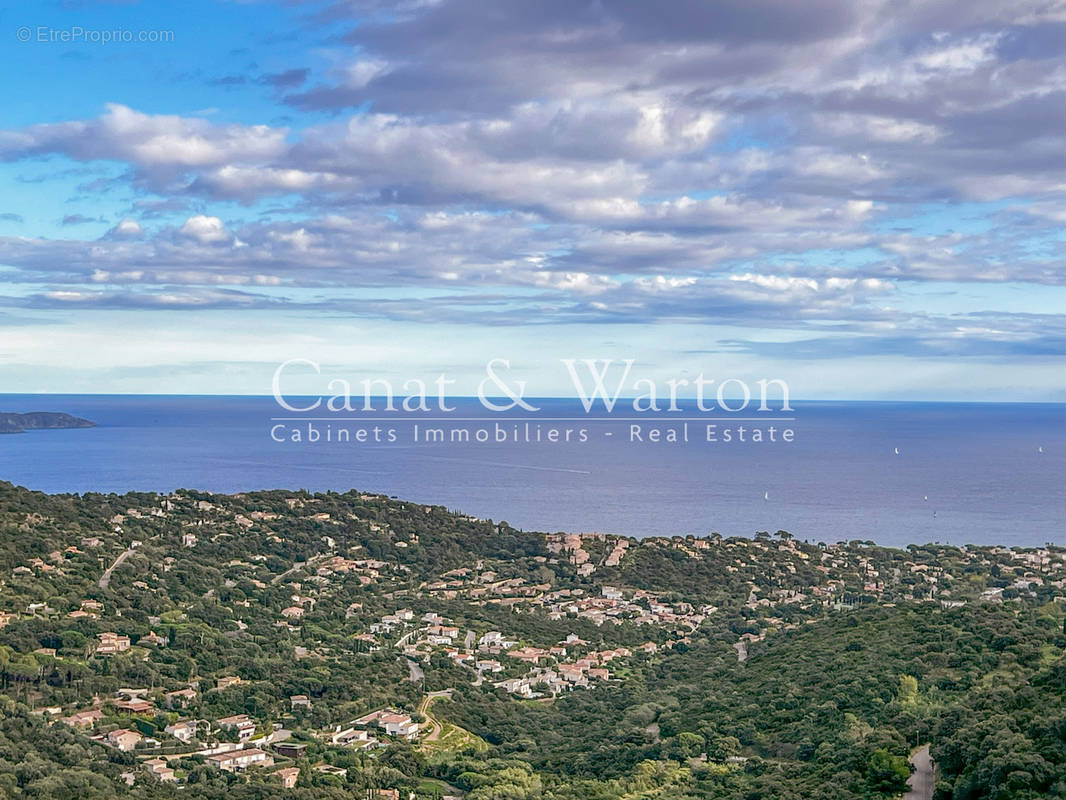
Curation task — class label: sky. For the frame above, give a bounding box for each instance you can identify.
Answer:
[0,0,1062,400]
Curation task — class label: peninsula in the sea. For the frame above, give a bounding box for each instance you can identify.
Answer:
[0,411,96,434]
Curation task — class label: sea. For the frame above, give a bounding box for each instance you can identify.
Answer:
[0,394,1063,549]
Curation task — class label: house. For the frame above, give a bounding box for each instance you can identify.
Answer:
[114,698,154,714]
[494,677,535,698]
[215,675,243,690]
[290,694,311,710]
[508,647,548,664]
[557,665,587,684]
[217,714,256,741]
[355,709,419,740]
[95,632,131,655]
[207,748,274,772]
[165,687,198,708]
[330,727,372,746]
[274,767,300,788]
[479,631,505,647]
[381,714,418,740]
[281,606,304,619]
[426,624,460,644]
[143,758,176,782]
[273,741,308,759]
[107,728,143,751]
[141,631,168,647]
[164,719,198,743]
[61,708,104,729]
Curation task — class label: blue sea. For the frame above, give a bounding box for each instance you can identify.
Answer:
[1,394,1063,548]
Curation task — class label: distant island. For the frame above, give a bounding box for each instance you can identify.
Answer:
[0,411,96,434]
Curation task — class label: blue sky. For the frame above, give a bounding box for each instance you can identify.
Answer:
[0,0,1062,399]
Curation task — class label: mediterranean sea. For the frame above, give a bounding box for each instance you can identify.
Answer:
[0,394,1062,548]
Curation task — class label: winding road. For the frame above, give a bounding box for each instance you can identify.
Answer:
[418,690,453,742]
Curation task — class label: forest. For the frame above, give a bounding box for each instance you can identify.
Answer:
[0,480,1062,799]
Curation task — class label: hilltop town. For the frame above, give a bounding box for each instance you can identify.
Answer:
[0,481,1063,799]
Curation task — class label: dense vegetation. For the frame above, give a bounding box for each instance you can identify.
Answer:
[0,481,1063,798]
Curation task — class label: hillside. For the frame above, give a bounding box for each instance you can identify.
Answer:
[0,481,1063,799]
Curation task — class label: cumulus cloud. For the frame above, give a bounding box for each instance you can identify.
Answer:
[178,215,233,245]
[0,104,288,189]
[106,219,145,239]
[0,0,1060,366]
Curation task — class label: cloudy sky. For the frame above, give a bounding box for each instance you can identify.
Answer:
[0,0,1062,399]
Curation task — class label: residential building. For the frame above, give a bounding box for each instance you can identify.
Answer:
[207,748,274,772]
[107,729,142,751]
[95,632,131,655]
[275,767,300,788]
[164,719,198,743]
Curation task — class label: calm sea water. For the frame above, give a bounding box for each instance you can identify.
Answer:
[0,394,1062,548]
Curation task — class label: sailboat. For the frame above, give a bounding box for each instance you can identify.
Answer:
[894,447,900,455]
[763,491,769,502]
[1038,446,1044,454]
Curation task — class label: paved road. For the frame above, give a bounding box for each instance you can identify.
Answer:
[404,657,424,683]
[395,628,420,648]
[99,547,135,588]
[903,746,935,800]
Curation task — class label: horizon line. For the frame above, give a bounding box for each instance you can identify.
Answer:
[0,392,1064,406]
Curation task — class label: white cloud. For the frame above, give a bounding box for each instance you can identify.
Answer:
[179,215,232,244]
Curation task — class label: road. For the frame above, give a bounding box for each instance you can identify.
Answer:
[903,745,935,800]
[270,553,328,584]
[395,628,420,648]
[404,657,424,683]
[99,547,135,588]
[418,690,453,742]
